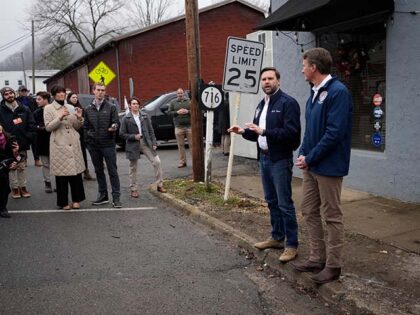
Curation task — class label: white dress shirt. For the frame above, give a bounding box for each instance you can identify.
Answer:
[312,74,332,102]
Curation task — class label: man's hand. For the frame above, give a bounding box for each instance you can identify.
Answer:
[11,142,19,156]
[134,134,142,140]
[177,108,189,115]
[296,155,308,170]
[245,123,263,135]
[152,145,157,151]
[227,125,244,134]
[9,161,18,170]
[108,123,118,132]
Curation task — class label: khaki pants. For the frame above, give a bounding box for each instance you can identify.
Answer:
[221,134,231,154]
[129,139,163,191]
[9,150,27,189]
[40,155,51,183]
[175,127,193,165]
[301,170,344,268]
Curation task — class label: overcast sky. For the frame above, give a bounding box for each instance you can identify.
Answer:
[0,0,215,63]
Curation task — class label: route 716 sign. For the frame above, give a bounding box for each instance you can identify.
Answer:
[222,37,264,94]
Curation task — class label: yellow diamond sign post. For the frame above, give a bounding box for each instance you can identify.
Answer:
[89,61,116,86]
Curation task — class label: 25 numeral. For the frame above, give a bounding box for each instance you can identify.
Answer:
[227,68,257,88]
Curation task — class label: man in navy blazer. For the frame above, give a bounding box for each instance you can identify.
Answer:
[228,67,301,263]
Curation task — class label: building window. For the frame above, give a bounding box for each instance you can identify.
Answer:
[4,80,9,86]
[258,33,266,45]
[319,25,386,152]
[18,80,22,85]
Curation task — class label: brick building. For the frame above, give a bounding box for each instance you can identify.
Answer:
[45,0,264,105]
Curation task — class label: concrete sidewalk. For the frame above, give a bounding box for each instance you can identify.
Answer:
[213,156,420,255]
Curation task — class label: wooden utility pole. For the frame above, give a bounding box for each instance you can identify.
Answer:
[185,0,204,181]
[31,20,35,93]
[20,52,27,87]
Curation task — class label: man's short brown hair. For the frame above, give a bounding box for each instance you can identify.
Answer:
[260,67,280,80]
[92,82,106,90]
[303,48,332,75]
[36,91,50,100]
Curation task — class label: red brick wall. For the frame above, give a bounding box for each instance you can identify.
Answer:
[64,69,78,93]
[86,49,118,97]
[47,2,264,105]
[119,2,264,104]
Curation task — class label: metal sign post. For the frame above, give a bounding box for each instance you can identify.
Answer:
[222,36,264,201]
[200,84,223,187]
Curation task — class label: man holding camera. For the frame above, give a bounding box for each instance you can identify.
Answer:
[83,82,122,208]
[0,87,36,199]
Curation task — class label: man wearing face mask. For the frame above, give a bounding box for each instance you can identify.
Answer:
[0,87,36,199]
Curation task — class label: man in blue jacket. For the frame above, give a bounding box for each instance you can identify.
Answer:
[293,48,353,284]
[228,67,301,263]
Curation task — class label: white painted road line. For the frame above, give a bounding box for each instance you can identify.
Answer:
[9,207,157,214]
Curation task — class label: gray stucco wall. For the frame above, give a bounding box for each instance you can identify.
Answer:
[270,0,420,202]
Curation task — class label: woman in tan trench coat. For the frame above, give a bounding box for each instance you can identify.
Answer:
[44,85,86,210]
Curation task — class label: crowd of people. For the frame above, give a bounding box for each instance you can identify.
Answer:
[0,81,170,218]
[0,47,353,285]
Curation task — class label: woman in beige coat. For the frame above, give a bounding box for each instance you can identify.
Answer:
[44,85,86,210]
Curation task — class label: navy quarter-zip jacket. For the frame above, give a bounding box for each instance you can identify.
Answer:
[242,89,301,162]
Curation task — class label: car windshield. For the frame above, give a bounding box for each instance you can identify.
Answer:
[144,94,170,110]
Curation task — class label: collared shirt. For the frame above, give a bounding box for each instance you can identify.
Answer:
[312,74,332,102]
[93,99,104,111]
[257,94,270,150]
[133,112,142,136]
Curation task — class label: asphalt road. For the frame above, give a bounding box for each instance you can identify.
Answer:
[0,146,337,314]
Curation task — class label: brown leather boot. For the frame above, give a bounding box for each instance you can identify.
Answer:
[311,267,341,284]
[20,187,31,198]
[291,260,325,273]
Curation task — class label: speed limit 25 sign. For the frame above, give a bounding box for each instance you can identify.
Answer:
[222,37,264,94]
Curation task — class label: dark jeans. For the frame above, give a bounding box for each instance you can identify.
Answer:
[88,146,120,200]
[259,155,298,248]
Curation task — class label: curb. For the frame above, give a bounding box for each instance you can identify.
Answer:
[150,187,381,315]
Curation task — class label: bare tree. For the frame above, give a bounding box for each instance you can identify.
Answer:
[29,0,126,54]
[39,37,75,70]
[128,0,175,28]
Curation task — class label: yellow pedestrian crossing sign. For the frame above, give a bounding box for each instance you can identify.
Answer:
[89,61,116,86]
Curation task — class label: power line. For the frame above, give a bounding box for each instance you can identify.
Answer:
[0,34,31,52]
[0,33,31,50]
